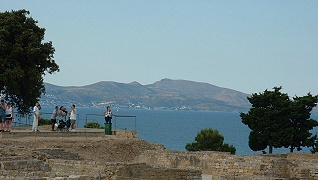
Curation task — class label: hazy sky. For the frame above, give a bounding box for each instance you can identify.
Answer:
[1,1,317,96]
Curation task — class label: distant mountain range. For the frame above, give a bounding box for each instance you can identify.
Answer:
[40,78,251,112]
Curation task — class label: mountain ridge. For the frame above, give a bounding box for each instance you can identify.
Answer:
[41,79,251,112]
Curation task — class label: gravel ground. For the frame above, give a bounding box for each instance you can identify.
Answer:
[0,136,158,163]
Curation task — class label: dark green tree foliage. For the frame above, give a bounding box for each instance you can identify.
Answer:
[185,128,236,154]
[0,10,59,113]
[248,130,267,151]
[240,87,318,154]
[240,87,290,154]
[287,94,318,152]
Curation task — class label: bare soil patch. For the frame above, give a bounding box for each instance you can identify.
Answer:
[0,136,159,163]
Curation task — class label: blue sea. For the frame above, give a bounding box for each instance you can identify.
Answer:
[20,106,318,156]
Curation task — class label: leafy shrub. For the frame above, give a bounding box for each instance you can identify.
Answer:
[185,128,236,154]
[84,122,103,129]
[39,118,51,125]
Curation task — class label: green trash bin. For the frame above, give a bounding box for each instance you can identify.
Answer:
[105,123,112,135]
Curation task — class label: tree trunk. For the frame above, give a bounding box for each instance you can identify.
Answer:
[269,145,273,154]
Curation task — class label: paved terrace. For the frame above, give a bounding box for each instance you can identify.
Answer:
[0,125,135,139]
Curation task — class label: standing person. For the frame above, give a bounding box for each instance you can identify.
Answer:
[103,106,113,124]
[37,104,41,126]
[59,106,67,121]
[32,102,40,132]
[69,104,76,132]
[5,102,14,132]
[51,106,59,131]
[0,99,6,132]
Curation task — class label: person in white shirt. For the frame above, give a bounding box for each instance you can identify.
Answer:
[69,104,76,132]
[5,102,14,132]
[32,102,40,132]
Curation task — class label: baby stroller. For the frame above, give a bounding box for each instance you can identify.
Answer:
[57,118,71,132]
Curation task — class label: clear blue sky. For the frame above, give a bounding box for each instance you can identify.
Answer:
[1,1,317,96]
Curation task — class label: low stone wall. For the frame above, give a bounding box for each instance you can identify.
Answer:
[4,148,318,179]
[1,128,137,139]
[5,131,318,179]
[0,155,201,179]
[0,156,50,172]
[286,153,318,179]
[134,149,318,179]
[48,159,201,180]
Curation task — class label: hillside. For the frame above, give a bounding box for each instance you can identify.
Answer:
[41,79,251,112]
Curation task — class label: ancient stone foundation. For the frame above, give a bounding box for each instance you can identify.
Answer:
[134,149,318,179]
[0,155,201,180]
[3,129,318,179]
[4,147,318,179]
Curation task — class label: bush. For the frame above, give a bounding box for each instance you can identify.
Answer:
[185,128,236,154]
[39,118,51,125]
[84,122,103,129]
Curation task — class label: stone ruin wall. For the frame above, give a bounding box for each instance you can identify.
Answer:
[0,155,202,180]
[3,141,318,179]
[48,159,201,180]
[3,147,318,179]
[134,149,318,180]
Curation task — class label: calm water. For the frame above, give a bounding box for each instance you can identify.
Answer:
[29,106,318,155]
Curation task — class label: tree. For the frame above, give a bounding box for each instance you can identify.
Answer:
[287,94,318,152]
[185,128,236,154]
[248,130,267,151]
[240,87,291,154]
[0,9,59,113]
[240,87,318,154]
